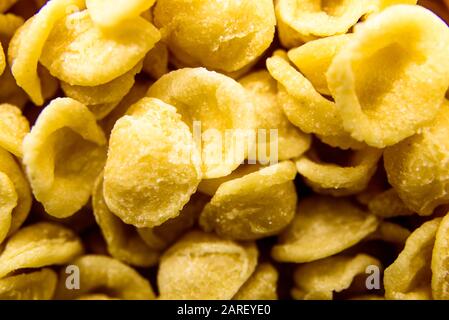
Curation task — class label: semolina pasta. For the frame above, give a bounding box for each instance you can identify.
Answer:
[0,268,57,300]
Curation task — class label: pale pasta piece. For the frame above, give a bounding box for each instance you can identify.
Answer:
[233,263,278,300]
[200,162,297,240]
[272,196,379,263]
[103,97,202,228]
[158,231,258,300]
[367,188,414,218]
[0,171,17,244]
[327,5,449,148]
[0,269,57,300]
[292,254,381,300]
[55,255,155,300]
[384,218,440,300]
[431,212,449,300]
[23,97,107,218]
[366,221,411,245]
[0,222,84,278]
[0,103,29,157]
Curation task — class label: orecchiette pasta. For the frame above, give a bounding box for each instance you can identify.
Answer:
[0,268,57,300]
[431,212,449,300]
[0,103,29,157]
[233,263,279,300]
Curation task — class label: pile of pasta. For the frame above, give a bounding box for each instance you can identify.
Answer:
[0,0,449,300]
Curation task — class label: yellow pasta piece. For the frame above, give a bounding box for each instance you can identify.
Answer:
[76,294,116,300]
[266,55,363,150]
[367,221,411,245]
[92,173,159,267]
[153,0,275,73]
[368,188,414,218]
[40,9,160,86]
[0,0,18,13]
[0,147,32,237]
[158,231,258,300]
[8,0,85,105]
[147,68,255,178]
[0,171,17,244]
[327,5,449,148]
[384,218,440,300]
[275,0,377,48]
[233,263,278,300]
[272,196,379,263]
[0,268,57,300]
[384,103,449,216]
[137,193,208,251]
[239,70,311,161]
[287,34,353,96]
[0,222,84,278]
[431,212,449,299]
[23,97,107,218]
[292,254,381,300]
[103,97,202,228]
[142,42,169,80]
[296,147,382,196]
[86,0,156,28]
[55,255,155,300]
[0,42,4,75]
[0,104,29,158]
[199,161,297,240]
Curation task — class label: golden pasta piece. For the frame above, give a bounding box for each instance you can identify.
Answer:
[153,0,275,73]
[287,34,353,96]
[384,103,449,216]
[23,97,107,218]
[61,62,142,119]
[0,103,29,157]
[367,221,411,245]
[158,231,258,300]
[0,222,84,278]
[147,68,255,178]
[239,70,311,161]
[431,212,449,299]
[384,218,440,300]
[76,294,116,300]
[8,0,85,105]
[368,189,414,218]
[292,254,381,300]
[199,162,297,240]
[142,42,169,80]
[267,55,363,150]
[0,42,4,75]
[0,268,57,300]
[137,193,208,251]
[86,0,156,28]
[272,196,379,263]
[233,263,278,300]
[327,5,449,148]
[0,0,18,13]
[0,147,32,237]
[0,171,17,244]
[40,9,160,86]
[92,173,159,267]
[296,147,382,196]
[275,0,377,48]
[55,255,155,300]
[103,97,202,228]
[0,13,24,42]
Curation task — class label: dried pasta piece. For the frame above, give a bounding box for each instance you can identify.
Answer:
[0,171,17,244]
[153,0,275,73]
[8,0,85,105]
[23,97,107,218]
[92,173,159,267]
[142,42,169,80]
[292,254,381,300]
[0,269,57,300]
[296,147,382,196]
[239,70,311,161]
[76,294,116,300]
[0,222,84,278]
[327,5,449,148]
[431,212,449,299]
[366,221,411,245]
[0,147,32,237]
[0,104,29,157]
[55,255,155,300]
[40,9,160,86]
[147,68,255,178]
[272,196,379,263]
[384,103,449,216]
[266,55,363,150]
[158,231,258,300]
[0,42,4,75]
[86,0,156,28]
[103,97,202,228]
[384,218,441,300]
[0,0,18,13]
[368,188,414,218]
[199,162,297,240]
[233,263,278,300]
[287,34,353,96]
[275,0,377,48]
